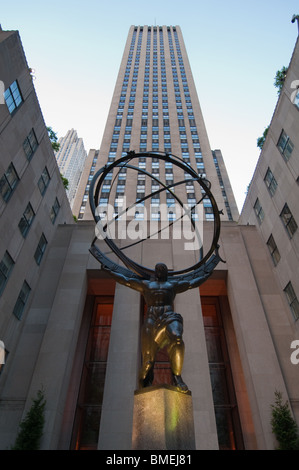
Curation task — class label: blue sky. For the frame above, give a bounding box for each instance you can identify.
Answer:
[1,0,299,210]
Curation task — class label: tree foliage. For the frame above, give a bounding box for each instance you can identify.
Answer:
[12,389,46,450]
[274,66,288,95]
[60,173,69,190]
[47,126,60,152]
[271,390,299,450]
[257,126,269,149]
[257,66,288,148]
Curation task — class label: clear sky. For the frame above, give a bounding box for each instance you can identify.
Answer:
[1,0,298,211]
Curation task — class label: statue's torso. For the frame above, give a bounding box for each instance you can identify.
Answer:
[143,280,175,309]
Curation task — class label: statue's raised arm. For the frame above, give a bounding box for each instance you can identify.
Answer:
[101,262,145,293]
[89,243,145,294]
[172,249,222,295]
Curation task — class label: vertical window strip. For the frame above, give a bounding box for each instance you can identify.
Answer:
[266,234,281,266]
[4,80,23,113]
[284,282,299,321]
[0,251,15,296]
[0,163,19,202]
[280,203,298,238]
[13,280,31,320]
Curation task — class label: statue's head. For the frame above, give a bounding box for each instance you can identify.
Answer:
[155,263,168,281]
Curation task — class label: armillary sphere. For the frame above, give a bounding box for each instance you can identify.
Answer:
[89,151,223,282]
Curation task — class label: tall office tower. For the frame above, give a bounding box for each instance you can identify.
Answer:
[55,129,87,208]
[75,25,239,222]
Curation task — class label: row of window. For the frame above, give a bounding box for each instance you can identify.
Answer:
[1,78,62,320]
[0,195,60,302]
[0,232,46,320]
[80,150,99,216]
[255,196,297,239]
[212,152,233,221]
[254,206,299,320]
[253,130,299,320]
[0,128,40,204]
[0,230,48,293]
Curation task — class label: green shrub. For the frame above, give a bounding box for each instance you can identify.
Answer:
[12,389,46,450]
[271,390,299,450]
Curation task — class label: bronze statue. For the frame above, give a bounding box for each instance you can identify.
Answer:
[101,261,215,393]
[89,152,222,394]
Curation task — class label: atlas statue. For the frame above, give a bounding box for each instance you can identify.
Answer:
[89,151,222,394]
[100,260,219,392]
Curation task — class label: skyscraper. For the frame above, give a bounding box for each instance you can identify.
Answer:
[73,25,239,223]
[55,129,87,208]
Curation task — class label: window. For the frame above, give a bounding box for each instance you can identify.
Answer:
[38,167,50,195]
[99,198,108,206]
[50,198,60,223]
[254,198,264,223]
[264,168,277,196]
[151,198,160,207]
[13,281,31,320]
[280,203,297,238]
[277,130,294,161]
[34,233,48,265]
[135,210,144,220]
[4,80,23,113]
[71,296,114,450]
[0,251,14,296]
[202,297,244,449]
[23,129,38,160]
[114,197,124,207]
[0,163,19,202]
[266,234,281,266]
[151,212,160,220]
[284,282,299,321]
[18,203,35,237]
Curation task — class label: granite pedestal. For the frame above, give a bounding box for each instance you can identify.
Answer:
[132,385,196,450]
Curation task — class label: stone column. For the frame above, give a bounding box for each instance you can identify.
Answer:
[97,283,141,449]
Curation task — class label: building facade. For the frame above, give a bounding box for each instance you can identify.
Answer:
[240,36,299,327]
[55,128,87,209]
[0,25,298,451]
[0,27,73,394]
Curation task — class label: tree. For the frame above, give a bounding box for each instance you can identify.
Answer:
[60,173,69,190]
[271,390,299,450]
[257,126,269,149]
[257,66,288,147]
[12,389,46,450]
[47,126,60,152]
[274,66,288,95]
